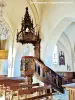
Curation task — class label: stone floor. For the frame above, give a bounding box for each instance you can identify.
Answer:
[53,90,69,100]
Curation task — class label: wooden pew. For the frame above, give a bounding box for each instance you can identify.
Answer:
[0,77,26,88]
[0,77,25,99]
[23,93,52,100]
[14,85,52,100]
[2,82,38,87]
[0,81,52,100]
[0,77,25,84]
[2,83,40,100]
[9,83,39,91]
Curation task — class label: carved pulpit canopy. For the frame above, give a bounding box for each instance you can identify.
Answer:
[17,7,40,45]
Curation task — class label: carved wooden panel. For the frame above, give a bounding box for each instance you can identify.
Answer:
[21,56,35,77]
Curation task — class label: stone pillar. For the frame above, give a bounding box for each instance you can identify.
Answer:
[34,40,40,59]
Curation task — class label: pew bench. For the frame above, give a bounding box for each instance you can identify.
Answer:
[0,82,52,100]
[11,85,52,100]
[1,83,40,100]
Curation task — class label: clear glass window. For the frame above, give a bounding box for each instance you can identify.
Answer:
[52,45,58,64]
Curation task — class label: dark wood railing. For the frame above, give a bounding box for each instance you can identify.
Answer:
[21,56,64,93]
[35,58,64,93]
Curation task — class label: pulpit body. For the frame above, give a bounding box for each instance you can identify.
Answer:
[20,56,35,84]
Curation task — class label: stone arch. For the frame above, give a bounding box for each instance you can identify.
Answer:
[44,17,75,67]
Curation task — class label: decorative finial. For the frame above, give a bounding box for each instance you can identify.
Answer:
[26,7,28,11]
[17,29,18,32]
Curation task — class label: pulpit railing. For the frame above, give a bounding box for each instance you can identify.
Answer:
[34,58,64,93]
[21,56,64,93]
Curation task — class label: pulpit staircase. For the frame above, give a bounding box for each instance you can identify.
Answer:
[21,56,64,94]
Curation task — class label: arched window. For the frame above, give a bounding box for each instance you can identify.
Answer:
[52,45,58,64]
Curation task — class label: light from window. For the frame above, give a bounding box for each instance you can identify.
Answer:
[52,45,58,64]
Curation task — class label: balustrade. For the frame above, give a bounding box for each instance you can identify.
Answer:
[20,56,64,93]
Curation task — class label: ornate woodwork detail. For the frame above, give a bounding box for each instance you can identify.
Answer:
[20,56,35,77]
[20,56,64,93]
[17,7,41,59]
[17,7,41,45]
